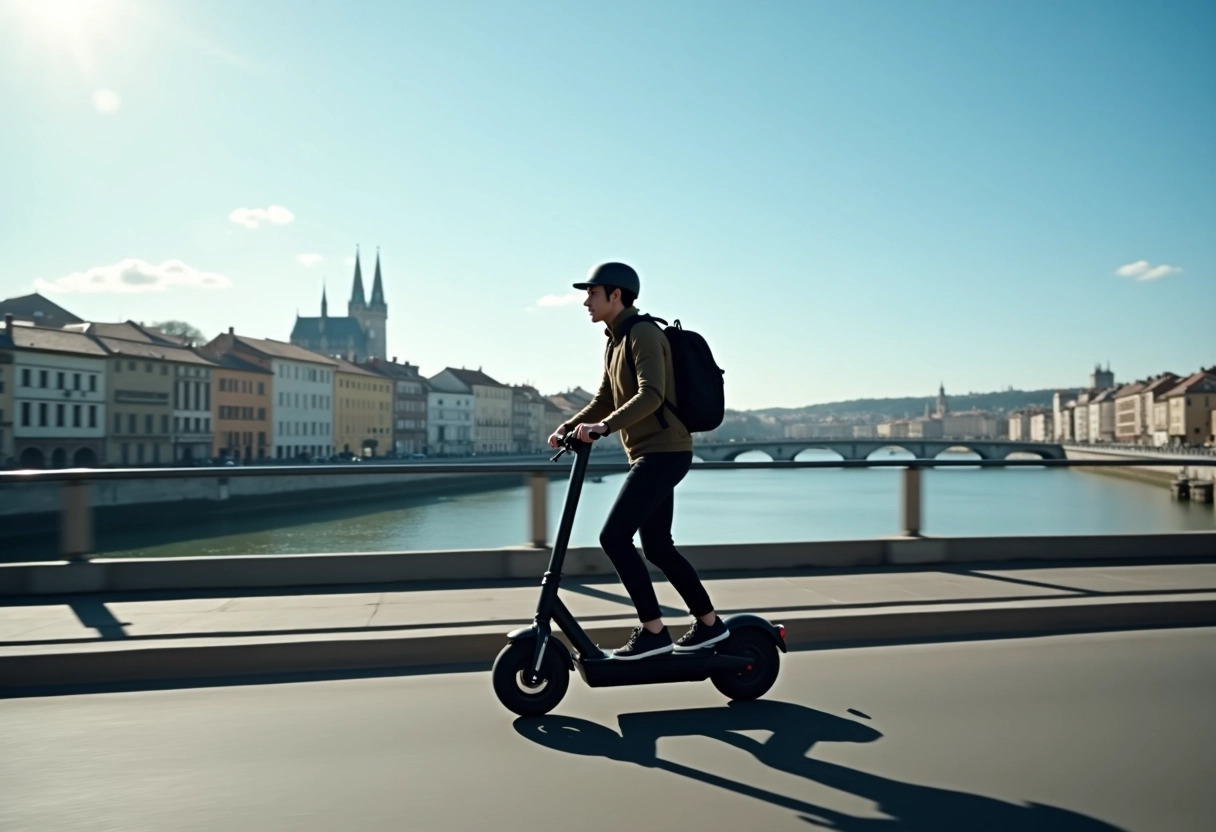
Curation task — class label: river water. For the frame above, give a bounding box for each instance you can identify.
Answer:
[78,449,1213,559]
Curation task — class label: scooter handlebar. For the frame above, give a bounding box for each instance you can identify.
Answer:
[550,429,605,461]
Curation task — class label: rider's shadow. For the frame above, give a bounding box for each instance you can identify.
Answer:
[513,700,1124,831]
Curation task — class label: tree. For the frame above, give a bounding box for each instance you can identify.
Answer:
[148,320,205,345]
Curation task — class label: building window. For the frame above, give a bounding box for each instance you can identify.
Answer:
[161,414,169,433]
[73,373,81,390]
[89,405,97,428]
[21,368,31,386]
[258,382,265,395]
[115,413,122,433]
[89,375,97,392]
[144,414,152,433]
[39,370,48,387]
[73,404,81,427]
[21,402,31,427]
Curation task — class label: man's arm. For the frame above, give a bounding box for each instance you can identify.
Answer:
[602,324,666,433]
[562,371,614,432]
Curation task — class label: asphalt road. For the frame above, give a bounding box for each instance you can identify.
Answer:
[3,628,1214,831]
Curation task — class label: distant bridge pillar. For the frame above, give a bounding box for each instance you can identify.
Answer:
[528,473,547,548]
[902,466,922,537]
[60,480,93,560]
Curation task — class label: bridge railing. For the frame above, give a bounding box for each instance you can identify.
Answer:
[1,456,1213,561]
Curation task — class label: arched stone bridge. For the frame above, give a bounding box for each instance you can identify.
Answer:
[692,439,1066,462]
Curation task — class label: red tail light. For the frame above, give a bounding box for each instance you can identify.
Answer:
[776,624,786,641]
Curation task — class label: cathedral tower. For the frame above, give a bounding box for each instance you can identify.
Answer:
[348,246,388,361]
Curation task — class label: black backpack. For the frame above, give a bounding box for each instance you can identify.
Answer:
[617,314,725,433]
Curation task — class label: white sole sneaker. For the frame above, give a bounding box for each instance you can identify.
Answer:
[611,644,674,661]
[672,629,730,653]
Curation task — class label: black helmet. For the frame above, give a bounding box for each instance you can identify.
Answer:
[573,262,639,297]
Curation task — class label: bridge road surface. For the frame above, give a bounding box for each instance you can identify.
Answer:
[2,628,1213,832]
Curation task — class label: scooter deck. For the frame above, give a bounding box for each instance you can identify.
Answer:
[576,648,750,688]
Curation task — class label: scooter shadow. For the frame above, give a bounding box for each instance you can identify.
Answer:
[513,700,1125,831]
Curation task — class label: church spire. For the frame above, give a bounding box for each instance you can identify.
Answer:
[350,246,366,309]
[321,279,328,318]
[370,247,386,308]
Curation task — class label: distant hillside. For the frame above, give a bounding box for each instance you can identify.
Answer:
[707,388,1074,441]
[754,388,1070,420]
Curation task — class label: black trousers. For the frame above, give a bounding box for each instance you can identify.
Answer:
[599,451,714,623]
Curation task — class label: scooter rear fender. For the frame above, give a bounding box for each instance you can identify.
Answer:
[721,613,788,653]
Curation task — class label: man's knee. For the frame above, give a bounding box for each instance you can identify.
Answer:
[639,533,677,565]
[599,525,632,553]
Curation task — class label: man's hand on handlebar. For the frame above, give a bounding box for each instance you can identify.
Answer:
[572,422,609,443]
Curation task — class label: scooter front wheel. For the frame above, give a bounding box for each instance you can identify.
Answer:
[492,640,570,716]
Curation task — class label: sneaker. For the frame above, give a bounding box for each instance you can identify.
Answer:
[611,626,674,660]
[673,617,730,652]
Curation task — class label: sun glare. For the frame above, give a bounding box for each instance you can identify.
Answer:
[12,0,121,44]
[24,0,107,29]
[7,0,125,88]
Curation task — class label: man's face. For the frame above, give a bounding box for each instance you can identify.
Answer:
[583,286,616,324]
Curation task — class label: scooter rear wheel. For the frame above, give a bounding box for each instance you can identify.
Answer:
[492,640,570,717]
[710,628,780,701]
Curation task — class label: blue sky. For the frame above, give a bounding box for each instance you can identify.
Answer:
[1,0,1212,410]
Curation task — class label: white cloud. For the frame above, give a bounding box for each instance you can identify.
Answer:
[534,292,582,308]
[344,256,356,266]
[296,253,322,267]
[1116,260,1182,281]
[34,258,233,294]
[92,88,121,114]
[229,205,295,229]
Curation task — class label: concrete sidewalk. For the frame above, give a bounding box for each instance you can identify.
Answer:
[3,561,1216,693]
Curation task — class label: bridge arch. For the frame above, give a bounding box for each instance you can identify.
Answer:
[792,447,845,462]
[864,445,916,460]
[1001,449,1050,461]
[933,445,988,461]
[724,448,775,463]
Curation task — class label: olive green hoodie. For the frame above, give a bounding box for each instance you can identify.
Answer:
[563,307,693,462]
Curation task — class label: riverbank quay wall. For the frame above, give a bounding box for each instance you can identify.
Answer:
[1063,445,1216,486]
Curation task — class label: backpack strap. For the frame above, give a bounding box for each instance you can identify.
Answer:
[617,314,673,430]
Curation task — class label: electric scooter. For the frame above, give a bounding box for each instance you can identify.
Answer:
[492,432,787,717]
